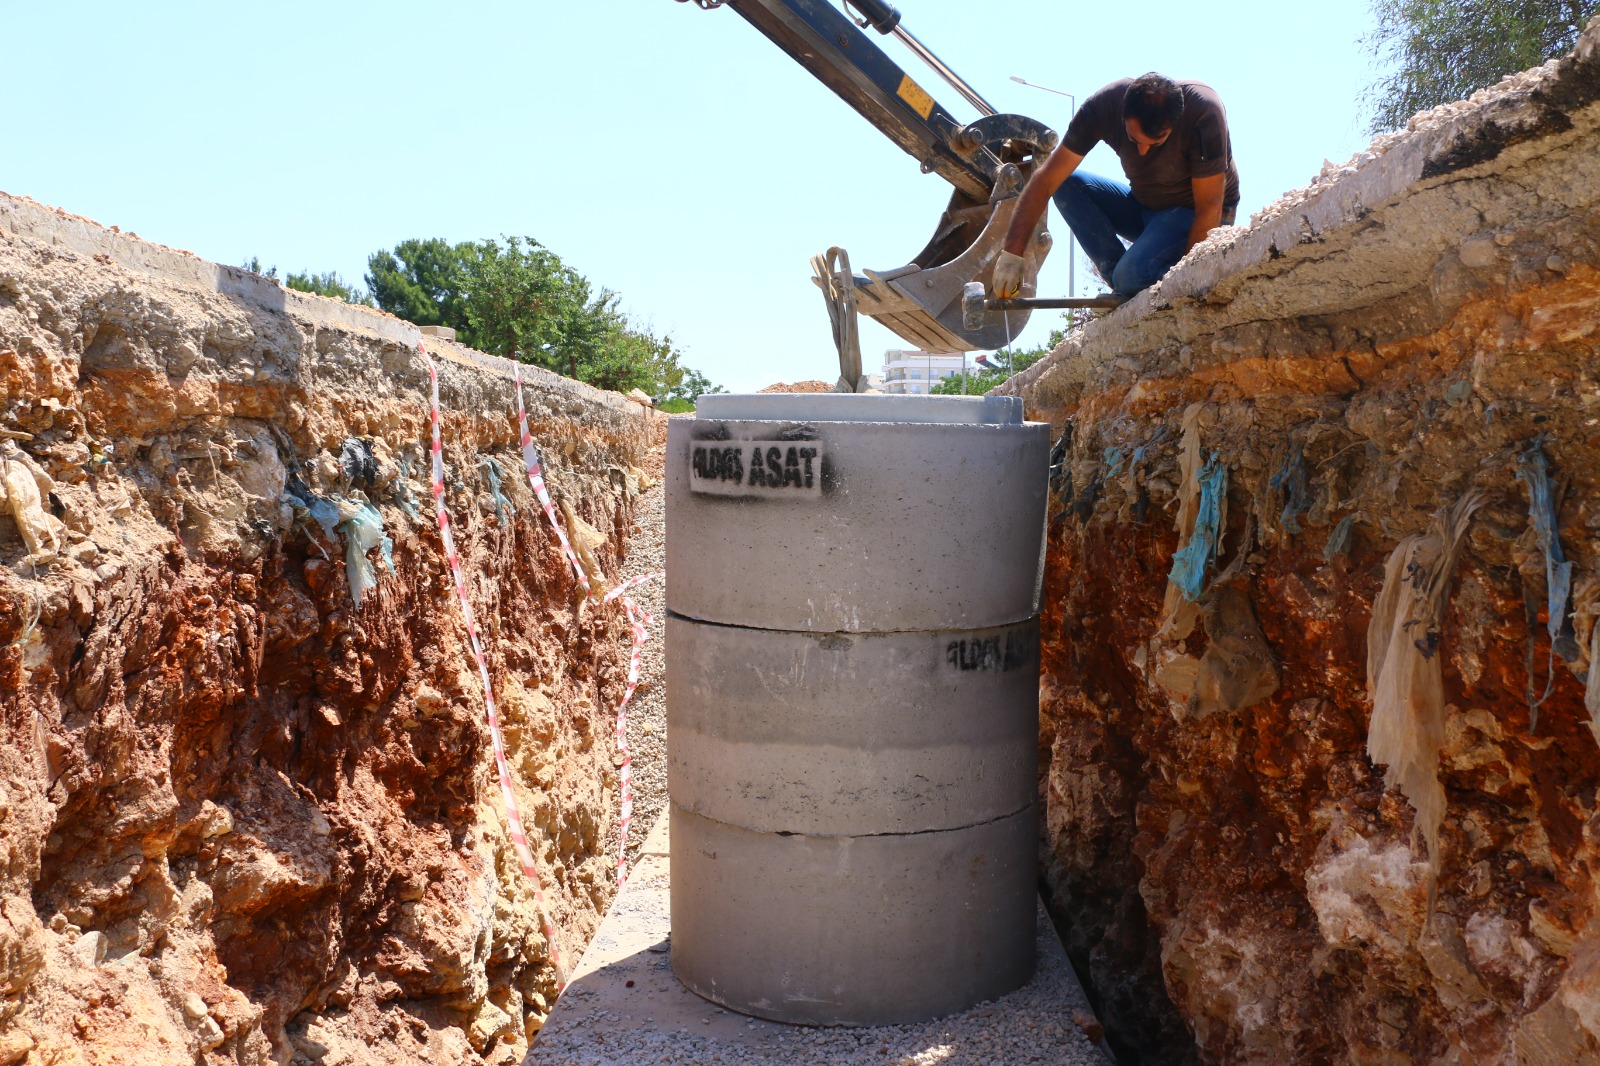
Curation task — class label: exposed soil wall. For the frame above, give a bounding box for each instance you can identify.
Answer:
[0,194,663,1065]
[10,20,1600,1066]
[1005,21,1600,1065]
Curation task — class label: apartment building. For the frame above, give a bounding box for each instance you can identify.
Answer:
[879,349,972,395]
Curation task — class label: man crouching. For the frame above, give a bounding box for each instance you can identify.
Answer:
[996,72,1240,299]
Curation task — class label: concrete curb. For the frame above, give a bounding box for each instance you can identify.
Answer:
[0,189,656,427]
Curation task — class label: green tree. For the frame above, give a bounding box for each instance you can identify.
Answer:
[285,269,373,306]
[1363,0,1596,132]
[653,359,724,413]
[459,236,586,359]
[241,256,279,280]
[930,314,1071,395]
[365,238,473,335]
[364,234,696,398]
[244,258,374,306]
[928,358,1034,396]
[668,368,725,404]
[553,296,655,394]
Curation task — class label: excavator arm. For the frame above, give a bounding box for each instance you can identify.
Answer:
[677,0,1057,351]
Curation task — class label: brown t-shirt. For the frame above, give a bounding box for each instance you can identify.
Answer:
[1061,78,1240,212]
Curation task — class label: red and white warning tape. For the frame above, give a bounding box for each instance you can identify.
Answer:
[513,365,661,886]
[609,595,651,885]
[602,572,661,604]
[515,365,592,597]
[426,351,665,937]
[425,346,566,988]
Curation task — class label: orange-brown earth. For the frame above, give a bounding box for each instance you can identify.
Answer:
[8,18,1600,1066]
[757,380,833,394]
[1011,21,1600,1064]
[0,193,663,1064]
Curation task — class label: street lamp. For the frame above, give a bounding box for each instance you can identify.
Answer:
[1009,74,1076,99]
[1010,75,1077,306]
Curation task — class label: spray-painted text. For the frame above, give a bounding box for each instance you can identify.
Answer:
[946,625,1038,673]
[690,441,823,498]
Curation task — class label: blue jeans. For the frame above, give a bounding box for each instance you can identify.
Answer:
[1052,172,1194,296]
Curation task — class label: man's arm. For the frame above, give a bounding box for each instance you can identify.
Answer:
[993,145,1084,296]
[1187,173,1225,250]
[1003,144,1084,258]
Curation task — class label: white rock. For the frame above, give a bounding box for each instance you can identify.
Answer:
[73,931,106,967]
[290,1024,331,1059]
[196,1015,225,1051]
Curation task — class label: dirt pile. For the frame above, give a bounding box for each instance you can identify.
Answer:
[0,194,663,1064]
[1004,20,1600,1064]
[757,380,832,394]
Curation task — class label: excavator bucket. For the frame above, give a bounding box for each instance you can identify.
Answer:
[836,163,1052,352]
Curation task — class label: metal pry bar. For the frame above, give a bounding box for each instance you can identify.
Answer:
[961,282,1124,331]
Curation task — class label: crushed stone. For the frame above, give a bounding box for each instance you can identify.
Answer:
[610,442,669,875]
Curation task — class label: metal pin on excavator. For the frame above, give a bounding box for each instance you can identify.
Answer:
[677,0,1121,364]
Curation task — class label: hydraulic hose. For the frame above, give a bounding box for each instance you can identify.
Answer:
[847,0,997,116]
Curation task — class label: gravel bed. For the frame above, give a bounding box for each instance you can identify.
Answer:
[611,440,669,873]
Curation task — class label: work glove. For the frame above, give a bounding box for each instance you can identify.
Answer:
[992,250,1025,299]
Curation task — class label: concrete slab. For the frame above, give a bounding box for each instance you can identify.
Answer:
[528,815,1113,1065]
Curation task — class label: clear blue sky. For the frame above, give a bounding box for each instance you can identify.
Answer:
[1,0,1381,392]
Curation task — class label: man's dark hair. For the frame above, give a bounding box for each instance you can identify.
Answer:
[1123,73,1184,135]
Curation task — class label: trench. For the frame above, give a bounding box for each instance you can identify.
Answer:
[5,18,1600,1066]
